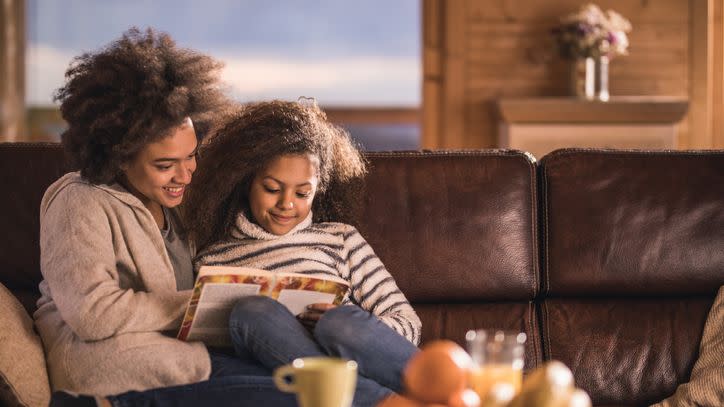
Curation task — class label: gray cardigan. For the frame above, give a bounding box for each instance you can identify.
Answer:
[33,172,210,396]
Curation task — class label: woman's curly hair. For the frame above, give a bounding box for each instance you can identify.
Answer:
[54,27,229,184]
[183,100,367,250]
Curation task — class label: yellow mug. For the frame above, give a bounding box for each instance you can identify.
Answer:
[273,357,358,407]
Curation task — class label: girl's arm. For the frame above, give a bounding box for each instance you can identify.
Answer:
[343,226,422,345]
[39,185,189,341]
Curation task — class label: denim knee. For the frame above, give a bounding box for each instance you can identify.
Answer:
[314,305,364,349]
[230,295,284,329]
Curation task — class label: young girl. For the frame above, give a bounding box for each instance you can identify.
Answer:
[184,99,422,406]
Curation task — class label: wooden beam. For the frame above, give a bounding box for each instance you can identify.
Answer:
[441,0,466,148]
[0,0,26,141]
[422,0,443,149]
[713,0,724,147]
[688,0,713,148]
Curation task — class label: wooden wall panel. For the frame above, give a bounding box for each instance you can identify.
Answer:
[713,0,724,148]
[0,0,26,141]
[422,0,443,148]
[438,1,469,148]
[688,0,712,149]
[423,0,710,149]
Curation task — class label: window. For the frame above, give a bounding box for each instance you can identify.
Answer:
[26,0,420,149]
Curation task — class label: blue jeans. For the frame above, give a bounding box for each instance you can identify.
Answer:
[108,296,417,407]
[107,351,294,407]
[229,296,419,406]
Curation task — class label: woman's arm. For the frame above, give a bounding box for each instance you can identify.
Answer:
[40,185,189,341]
[343,226,422,345]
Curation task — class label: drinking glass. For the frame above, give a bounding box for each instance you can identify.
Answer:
[465,329,526,402]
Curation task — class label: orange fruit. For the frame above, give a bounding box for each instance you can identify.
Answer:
[448,388,481,407]
[403,340,472,404]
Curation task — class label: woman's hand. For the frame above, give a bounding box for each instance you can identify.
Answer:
[297,303,337,330]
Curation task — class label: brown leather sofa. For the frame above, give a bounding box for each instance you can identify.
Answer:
[1,143,722,407]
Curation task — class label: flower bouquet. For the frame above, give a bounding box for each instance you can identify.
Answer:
[552,3,632,60]
[552,3,632,100]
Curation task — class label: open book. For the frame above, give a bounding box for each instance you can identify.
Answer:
[177,266,350,347]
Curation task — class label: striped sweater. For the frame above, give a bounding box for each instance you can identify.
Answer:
[195,211,422,345]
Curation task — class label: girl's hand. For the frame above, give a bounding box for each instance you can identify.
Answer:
[297,303,337,330]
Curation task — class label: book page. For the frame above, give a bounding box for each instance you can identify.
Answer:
[277,289,337,316]
[269,270,349,286]
[272,274,349,315]
[271,275,347,298]
[198,282,262,307]
[178,266,351,347]
[184,283,262,346]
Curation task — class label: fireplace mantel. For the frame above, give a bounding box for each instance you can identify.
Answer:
[495,97,689,160]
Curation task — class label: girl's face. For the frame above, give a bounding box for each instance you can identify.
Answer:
[248,153,319,235]
[121,119,198,212]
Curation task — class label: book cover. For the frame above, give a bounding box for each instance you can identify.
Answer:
[177,266,349,347]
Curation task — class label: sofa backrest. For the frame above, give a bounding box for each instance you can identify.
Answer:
[539,149,724,406]
[3,142,723,406]
[360,151,541,370]
[0,143,68,313]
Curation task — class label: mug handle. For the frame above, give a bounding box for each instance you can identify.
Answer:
[273,365,297,393]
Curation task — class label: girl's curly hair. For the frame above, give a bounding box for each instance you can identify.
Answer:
[54,27,229,184]
[183,100,367,250]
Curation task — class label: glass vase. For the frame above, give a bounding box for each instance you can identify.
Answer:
[570,57,595,100]
[595,55,610,101]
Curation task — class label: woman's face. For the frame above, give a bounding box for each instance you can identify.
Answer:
[248,154,319,235]
[121,119,198,211]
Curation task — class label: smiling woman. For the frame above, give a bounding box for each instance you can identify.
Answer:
[119,118,198,228]
[34,27,233,398]
[35,28,318,407]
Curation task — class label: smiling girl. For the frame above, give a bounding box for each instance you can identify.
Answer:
[183,99,422,406]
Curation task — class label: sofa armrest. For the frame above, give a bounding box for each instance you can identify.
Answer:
[0,283,51,407]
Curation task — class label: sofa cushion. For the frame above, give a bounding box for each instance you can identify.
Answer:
[541,297,713,406]
[0,283,51,407]
[359,151,539,302]
[541,149,724,295]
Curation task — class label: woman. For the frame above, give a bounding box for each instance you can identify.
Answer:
[37,28,296,406]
